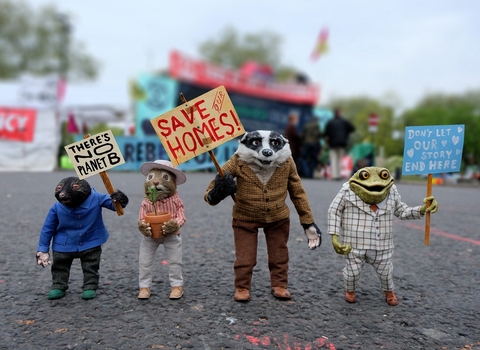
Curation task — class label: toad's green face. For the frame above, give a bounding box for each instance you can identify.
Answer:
[349,167,394,204]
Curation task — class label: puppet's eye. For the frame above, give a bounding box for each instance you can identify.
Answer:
[163,173,170,181]
[271,140,279,146]
[359,170,370,180]
[379,169,390,179]
[72,183,80,190]
[252,140,261,146]
[55,184,63,191]
[147,173,154,181]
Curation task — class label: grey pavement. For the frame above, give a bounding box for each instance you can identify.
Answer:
[0,171,479,350]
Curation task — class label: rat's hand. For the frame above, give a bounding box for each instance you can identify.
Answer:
[331,235,352,255]
[111,190,129,207]
[138,220,152,237]
[207,171,237,205]
[36,251,51,267]
[162,219,180,237]
[420,196,438,214]
[301,223,322,250]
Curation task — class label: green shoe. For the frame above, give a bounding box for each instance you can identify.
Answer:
[48,289,66,300]
[81,289,97,300]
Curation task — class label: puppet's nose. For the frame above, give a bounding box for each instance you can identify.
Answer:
[262,149,273,157]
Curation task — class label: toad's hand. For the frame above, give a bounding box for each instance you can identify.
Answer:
[162,219,180,237]
[302,223,322,250]
[331,235,352,255]
[138,220,152,237]
[420,196,438,214]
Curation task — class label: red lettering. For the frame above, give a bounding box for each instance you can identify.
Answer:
[182,132,198,153]
[195,100,210,120]
[166,136,186,162]
[157,119,171,137]
[208,118,224,142]
[220,112,235,136]
[180,107,195,125]
[171,116,185,132]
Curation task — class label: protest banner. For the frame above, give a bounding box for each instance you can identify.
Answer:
[150,85,245,167]
[0,107,36,142]
[402,124,465,245]
[64,130,125,215]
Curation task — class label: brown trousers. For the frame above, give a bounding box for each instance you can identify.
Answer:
[232,218,290,290]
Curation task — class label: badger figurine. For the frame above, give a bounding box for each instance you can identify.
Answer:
[204,130,322,302]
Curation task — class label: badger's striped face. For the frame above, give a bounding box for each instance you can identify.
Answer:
[236,130,291,168]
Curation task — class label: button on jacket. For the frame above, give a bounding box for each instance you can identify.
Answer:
[38,189,117,253]
[328,183,423,250]
[205,154,314,225]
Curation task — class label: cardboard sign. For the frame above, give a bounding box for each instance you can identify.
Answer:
[65,130,125,179]
[402,124,464,175]
[150,86,245,166]
[0,107,36,142]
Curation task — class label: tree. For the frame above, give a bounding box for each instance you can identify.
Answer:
[198,26,302,82]
[0,0,99,81]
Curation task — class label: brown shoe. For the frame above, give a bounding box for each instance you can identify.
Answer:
[271,287,291,300]
[385,291,398,306]
[345,291,356,303]
[234,287,251,302]
[169,286,184,299]
[138,287,151,299]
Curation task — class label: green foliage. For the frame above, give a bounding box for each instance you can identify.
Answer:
[0,0,99,81]
[145,187,161,215]
[198,26,302,82]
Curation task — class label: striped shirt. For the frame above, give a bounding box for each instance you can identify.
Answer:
[139,192,186,233]
[328,183,423,250]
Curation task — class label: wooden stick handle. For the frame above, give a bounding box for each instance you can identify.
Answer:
[424,174,432,245]
[84,134,124,216]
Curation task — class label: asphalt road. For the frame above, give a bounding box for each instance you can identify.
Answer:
[0,171,479,350]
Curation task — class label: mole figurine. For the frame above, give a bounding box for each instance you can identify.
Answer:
[137,160,187,300]
[204,130,322,302]
[36,176,129,300]
[328,166,438,306]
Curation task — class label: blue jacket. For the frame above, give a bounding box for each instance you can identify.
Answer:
[38,189,117,253]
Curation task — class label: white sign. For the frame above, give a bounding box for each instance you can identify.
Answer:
[65,130,125,179]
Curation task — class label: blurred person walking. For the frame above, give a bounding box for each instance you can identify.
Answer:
[284,113,303,173]
[300,117,322,178]
[324,108,355,180]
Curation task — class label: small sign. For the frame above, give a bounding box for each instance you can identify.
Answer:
[0,107,36,142]
[65,130,125,179]
[150,86,245,166]
[402,124,464,175]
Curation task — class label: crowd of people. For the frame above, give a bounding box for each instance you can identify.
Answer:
[284,108,355,180]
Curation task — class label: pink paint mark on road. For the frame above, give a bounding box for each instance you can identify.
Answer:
[402,222,480,246]
[239,332,336,349]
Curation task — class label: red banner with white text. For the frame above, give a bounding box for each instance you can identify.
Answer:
[0,107,37,142]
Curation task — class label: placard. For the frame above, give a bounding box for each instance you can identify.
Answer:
[402,124,464,175]
[65,130,125,179]
[150,86,245,166]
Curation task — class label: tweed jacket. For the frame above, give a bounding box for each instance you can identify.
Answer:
[205,154,315,224]
[328,183,423,250]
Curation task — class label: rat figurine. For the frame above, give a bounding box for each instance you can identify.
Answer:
[204,130,322,302]
[37,176,129,300]
[137,160,187,300]
[328,167,438,306]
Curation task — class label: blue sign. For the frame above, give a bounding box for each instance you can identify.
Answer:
[402,124,465,175]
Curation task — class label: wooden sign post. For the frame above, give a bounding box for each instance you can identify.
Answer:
[150,86,245,202]
[64,130,126,216]
[402,124,465,245]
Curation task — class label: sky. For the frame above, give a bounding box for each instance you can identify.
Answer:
[22,0,480,111]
